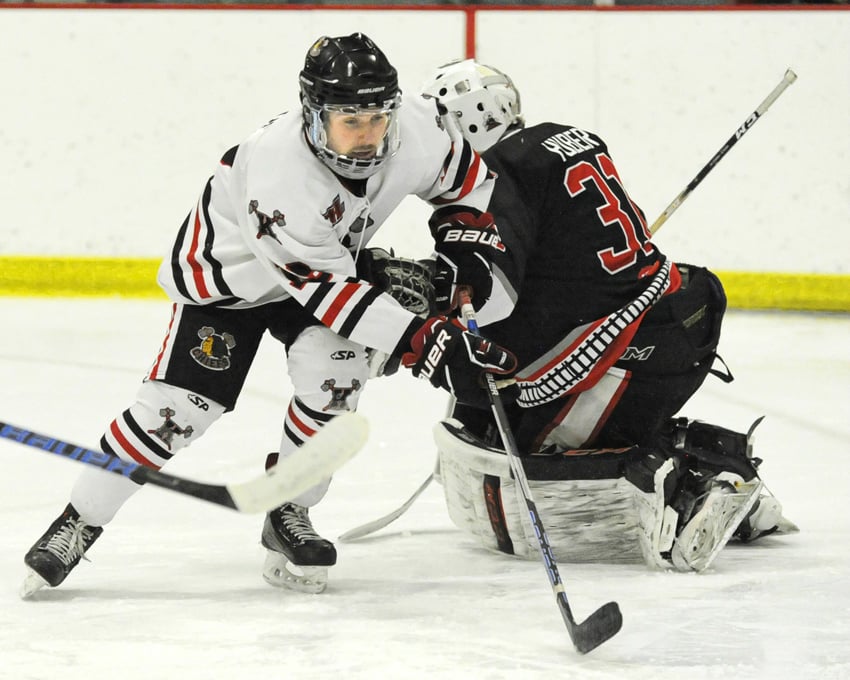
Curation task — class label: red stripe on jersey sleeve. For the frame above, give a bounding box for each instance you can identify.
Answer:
[457,153,482,200]
[187,208,211,299]
[321,282,359,327]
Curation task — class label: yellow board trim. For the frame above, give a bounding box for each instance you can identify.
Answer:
[1,255,848,312]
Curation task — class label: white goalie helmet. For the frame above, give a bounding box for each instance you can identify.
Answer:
[421,59,522,153]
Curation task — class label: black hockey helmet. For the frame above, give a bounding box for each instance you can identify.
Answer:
[299,33,402,179]
[300,33,400,109]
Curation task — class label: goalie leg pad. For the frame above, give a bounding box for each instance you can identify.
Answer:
[434,419,650,564]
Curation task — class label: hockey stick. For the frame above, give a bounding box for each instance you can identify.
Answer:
[459,291,622,654]
[339,470,435,542]
[338,396,454,542]
[0,412,368,514]
[649,68,797,235]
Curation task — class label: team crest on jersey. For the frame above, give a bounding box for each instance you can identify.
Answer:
[248,199,285,244]
[147,407,194,450]
[190,326,236,371]
[320,378,361,411]
[322,194,345,226]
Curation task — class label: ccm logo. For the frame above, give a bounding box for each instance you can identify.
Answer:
[419,328,452,379]
[443,229,506,252]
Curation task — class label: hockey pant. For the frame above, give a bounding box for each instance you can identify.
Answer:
[71,300,369,526]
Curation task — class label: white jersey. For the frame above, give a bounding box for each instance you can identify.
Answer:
[157,95,494,355]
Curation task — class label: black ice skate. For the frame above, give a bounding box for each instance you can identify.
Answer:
[261,502,336,594]
[21,503,103,599]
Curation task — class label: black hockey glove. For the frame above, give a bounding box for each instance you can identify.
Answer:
[429,208,505,314]
[401,316,518,407]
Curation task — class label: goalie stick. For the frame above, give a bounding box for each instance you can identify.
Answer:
[339,468,435,542]
[650,68,797,235]
[339,401,450,543]
[459,291,622,654]
[0,412,368,514]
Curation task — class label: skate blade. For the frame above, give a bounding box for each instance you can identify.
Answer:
[262,552,328,594]
[20,569,49,600]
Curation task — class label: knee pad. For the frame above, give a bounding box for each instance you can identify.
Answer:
[101,381,226,469]
[287,325,370,416]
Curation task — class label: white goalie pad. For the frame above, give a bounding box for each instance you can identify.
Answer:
[435,418,792,572]
[434,419,651,565]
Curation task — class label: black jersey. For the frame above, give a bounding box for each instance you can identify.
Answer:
[480,122,672,373]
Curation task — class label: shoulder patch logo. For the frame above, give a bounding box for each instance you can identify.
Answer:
[249,199,285,244]
[190,326,236,371]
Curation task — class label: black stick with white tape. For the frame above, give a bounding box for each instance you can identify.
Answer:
[459,291,622,654]
[650,68,797,235]
[1,413,367,514]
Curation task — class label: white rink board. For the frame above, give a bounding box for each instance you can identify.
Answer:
[0,6,847,274]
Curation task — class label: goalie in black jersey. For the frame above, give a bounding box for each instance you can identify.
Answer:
[419,59,797,571]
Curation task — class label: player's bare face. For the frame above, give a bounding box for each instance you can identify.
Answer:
[326,110,390,159]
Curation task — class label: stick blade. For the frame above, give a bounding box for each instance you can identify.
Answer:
[228,412,368,513]
[338,473,434,542]
[571,601,623,654]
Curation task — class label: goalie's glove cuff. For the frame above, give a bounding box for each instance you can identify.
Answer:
[400,316,518,407]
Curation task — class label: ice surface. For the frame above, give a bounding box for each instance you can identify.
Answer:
[1,298,848,679]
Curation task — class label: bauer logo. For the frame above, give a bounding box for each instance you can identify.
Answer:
[190,326,236,371]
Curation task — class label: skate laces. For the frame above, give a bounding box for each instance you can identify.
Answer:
[44,518,97,566]
[277,504,321,543]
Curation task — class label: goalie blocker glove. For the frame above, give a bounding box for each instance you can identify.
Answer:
[429,207,506,313]
[400,316,518,407]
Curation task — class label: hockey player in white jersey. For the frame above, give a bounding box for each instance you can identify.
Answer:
[21,34,517,597]
[419,59,796,572]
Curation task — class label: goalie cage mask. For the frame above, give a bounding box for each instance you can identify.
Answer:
[421,58,523,154]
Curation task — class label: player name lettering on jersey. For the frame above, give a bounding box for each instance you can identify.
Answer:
[540,127,600,161]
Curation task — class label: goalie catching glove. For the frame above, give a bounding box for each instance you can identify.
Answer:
[429,208,505,314]
[400,316,518,407]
